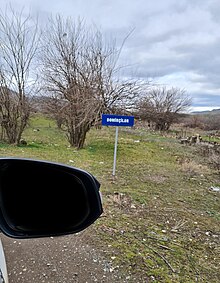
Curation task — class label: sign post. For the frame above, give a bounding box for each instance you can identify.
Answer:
[102,114,134,176]
[113,126,119,176]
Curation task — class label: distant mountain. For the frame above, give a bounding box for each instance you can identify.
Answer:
[191,108,220,115]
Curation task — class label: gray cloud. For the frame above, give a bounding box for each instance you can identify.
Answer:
[1,0,220,110]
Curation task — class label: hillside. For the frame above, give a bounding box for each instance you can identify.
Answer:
[192,108,220,115]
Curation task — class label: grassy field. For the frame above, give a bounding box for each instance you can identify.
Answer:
[1,115,219,282]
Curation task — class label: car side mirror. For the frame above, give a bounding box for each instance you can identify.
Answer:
[0,158,103,239]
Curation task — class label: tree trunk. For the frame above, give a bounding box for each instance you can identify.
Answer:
[67,123,90,149]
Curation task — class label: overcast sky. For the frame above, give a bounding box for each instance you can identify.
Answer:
[2,0,220,112]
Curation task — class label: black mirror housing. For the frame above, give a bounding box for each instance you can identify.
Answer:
[0,158,103,239]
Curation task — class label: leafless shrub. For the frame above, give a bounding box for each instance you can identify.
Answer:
[182,115,205,129]
[203,115,220,131]
[180,160,210,177]
[137,86,191,131]
[198,145,211,157]
[0,7,39,144]
[208,147,220,171]
[197,144,220,171]
[182,114,220,131]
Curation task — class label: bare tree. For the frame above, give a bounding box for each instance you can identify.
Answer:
[0,7,39,144]
[182,115,205,129]
[41,15,142,149]
[138,86,191,131]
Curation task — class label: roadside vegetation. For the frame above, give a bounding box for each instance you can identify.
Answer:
[0,114,219,282]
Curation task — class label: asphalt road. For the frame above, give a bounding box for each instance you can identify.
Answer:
[0,230,120,283]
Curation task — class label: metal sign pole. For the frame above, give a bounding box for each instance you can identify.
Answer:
[112,126,119,176]
[101,114,134,177]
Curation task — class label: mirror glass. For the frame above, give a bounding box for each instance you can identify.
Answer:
[0,159,102,238]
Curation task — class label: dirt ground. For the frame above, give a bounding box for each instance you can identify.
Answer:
[0,229,123,283]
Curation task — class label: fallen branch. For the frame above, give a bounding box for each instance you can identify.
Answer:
[159,244,175,251]
[133,234,176,273]
[150,247,175,273]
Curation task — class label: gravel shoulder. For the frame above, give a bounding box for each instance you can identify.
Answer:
[0,228,121,283]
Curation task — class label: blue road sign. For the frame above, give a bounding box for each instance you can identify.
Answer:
[102,114,134,127]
